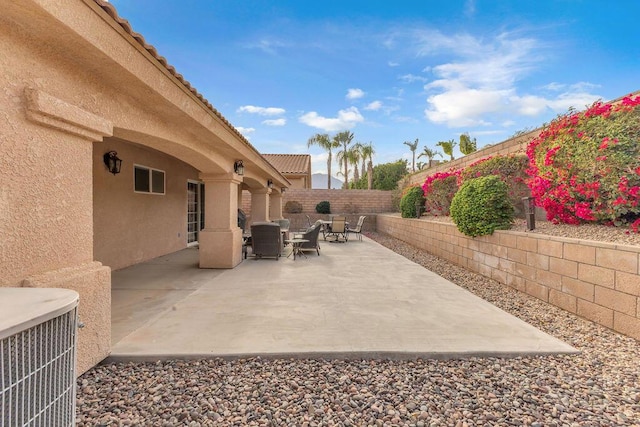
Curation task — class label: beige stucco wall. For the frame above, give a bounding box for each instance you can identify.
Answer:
[94,138,201,271]
[287,176,308,189]
[1,0,287,374]
[1,4,114,374]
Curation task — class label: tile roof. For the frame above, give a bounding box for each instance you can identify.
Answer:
[93,0,256,154]
[262,154,311,175]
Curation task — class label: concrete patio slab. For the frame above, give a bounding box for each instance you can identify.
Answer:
[108,236,577,361]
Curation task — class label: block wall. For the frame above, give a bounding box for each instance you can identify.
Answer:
[241,189,394,216]
[377,214,640,341]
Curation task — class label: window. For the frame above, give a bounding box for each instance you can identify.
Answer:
[134,165,165,194]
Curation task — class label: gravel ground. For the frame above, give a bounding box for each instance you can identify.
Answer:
[431,215,640,248]
[76,228,640,426]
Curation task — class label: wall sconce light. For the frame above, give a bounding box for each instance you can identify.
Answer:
[234,160,244,175]
[281,187,287,193]
[103,151,122,175]
[267,179,273,188]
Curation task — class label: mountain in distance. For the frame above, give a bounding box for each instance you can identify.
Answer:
[312,173,343,189]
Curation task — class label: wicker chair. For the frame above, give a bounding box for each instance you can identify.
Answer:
[296,224,322,256]
[250,222,282,260]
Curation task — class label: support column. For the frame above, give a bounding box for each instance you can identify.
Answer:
[270,191,284,220]
[16,88,113,375]
[199,172,243,268]
[251,188,271,223]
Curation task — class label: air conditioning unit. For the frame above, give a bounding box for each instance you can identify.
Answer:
[1,288,79,427]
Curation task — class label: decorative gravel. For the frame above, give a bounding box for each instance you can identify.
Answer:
[76,230,640,426]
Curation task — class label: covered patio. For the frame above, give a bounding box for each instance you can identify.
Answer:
[109,236,576,361]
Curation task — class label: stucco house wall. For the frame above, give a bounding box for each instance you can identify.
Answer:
[94,139,201,271]
[1,0,288,375]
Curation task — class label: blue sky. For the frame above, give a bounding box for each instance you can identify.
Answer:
[109,0,639,179]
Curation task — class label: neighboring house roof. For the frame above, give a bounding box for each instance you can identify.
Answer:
[262,154,311,175]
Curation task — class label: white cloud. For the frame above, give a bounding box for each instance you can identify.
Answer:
[244,38,287,55]
[510,94,549,116]
[237,105,286,116]
[464,0,476,17]
[509,91,600,116]
[547,91,600,111]
[413,30,601,127]
[346,88,365,100]
[235,127,255,136]
[299,107,364,131]
[364,101,383,111]
[262,118,286,126]
[425,81,507,127]
[543,81,600,93]
[399,74,428,83]
[394,115,419,124]
[388,61,400,67]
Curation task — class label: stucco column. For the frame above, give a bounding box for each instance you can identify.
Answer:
[198,172,243,268]
[251,188,272,222]
[270,191,284,220]
[16,89,113,375]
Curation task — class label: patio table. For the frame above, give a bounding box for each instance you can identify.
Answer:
[285,239,309,260]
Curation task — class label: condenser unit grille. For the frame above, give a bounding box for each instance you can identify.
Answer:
[1,295,78,427]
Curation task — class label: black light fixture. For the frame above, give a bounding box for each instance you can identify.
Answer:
[267,179,273,188]
[233,160,244,175]
[281,187,287,193]
[103,151,122,175]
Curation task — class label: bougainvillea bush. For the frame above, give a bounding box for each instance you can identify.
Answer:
[459,155,530,215]
[421,170,460,215]
[527,94,640,230]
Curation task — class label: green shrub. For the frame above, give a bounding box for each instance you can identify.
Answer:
[315,200,331,214]
[400,186,426,218]
[450,175,514,237]
[459,155,530,215]
[284,200,303,214]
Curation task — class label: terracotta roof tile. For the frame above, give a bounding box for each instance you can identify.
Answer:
[93,0,257,153]
[262,154,311,175]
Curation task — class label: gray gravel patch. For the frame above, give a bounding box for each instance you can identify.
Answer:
[76,232,640,426]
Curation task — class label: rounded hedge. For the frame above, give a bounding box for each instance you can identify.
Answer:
[315,200,331,214]
[459,154,530,216]
[284,200,303,213]
[400,186,426,218]
[450,175,514,237]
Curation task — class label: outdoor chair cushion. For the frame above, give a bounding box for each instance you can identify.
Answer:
[297,224,321,255]
[250,222,282,260]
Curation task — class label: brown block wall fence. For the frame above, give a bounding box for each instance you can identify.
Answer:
[377,214,640,341]
[240,188,393,232]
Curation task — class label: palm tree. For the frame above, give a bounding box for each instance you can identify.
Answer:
[403,138,419,172]
[348,143,363,185]
[418,146,442,168]
[308,133,339,189]
[334,130,354,189]
[436,139,457,161]
[459,133,477,155]
[360,142,375,189]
